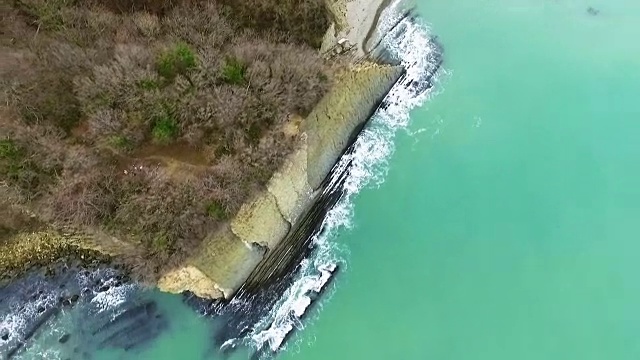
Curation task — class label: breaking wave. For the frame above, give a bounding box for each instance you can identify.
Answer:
[0,268,136,359]
[241,3,443,355]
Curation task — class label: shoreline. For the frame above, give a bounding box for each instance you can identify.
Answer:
[1,2,444,356]
[156,0,408,299]
[0,0,407,299]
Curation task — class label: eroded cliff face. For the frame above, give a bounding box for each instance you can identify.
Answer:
[1,43,404,302]
[323,0,401,57]
[158,62,404,298]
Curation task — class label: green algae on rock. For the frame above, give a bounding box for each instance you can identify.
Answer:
[0,231,111,286]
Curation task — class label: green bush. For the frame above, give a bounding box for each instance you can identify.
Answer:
[0,139,54,198]
[137,78,159,90]
[151,232,171,252]
[151,113,178,144]
[221,57,246,85]
[16,0,73,31]
[0,139,26,181]
[0,139,21,161]
[156,43,196,81]
[206,201,227,219]
[108,135,132,150]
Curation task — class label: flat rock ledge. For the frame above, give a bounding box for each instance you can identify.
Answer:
[158,61,404,299]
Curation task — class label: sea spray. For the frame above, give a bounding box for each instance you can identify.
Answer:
[235,7,444,356]
[0,268,136,359]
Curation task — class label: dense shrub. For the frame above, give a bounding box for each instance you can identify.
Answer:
[217,0,330,47]
[220,57,246,85]
[156,43,196,81]
[1,0,336,280]
[0,136,60,199]
[151,111,179,144]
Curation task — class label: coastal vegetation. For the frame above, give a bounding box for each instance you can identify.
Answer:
[1,0,334,281]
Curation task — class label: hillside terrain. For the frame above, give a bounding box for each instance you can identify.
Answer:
[0,0,337,281]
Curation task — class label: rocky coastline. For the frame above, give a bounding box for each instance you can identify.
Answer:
[0,0,407,298]
[0,0,445,357]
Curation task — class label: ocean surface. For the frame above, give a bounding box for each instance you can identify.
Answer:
[2,0,640,359]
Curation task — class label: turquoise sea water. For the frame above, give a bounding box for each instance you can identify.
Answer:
[279,1,640,359]
[3,0,640,359]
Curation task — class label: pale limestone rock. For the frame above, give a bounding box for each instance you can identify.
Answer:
[326,0,389,57]
[231,193,291,249]
[157,266,224,299]
[156,27,404,301]
[267,141,316,224]
[305,63,404,189]
[190,227,265,298]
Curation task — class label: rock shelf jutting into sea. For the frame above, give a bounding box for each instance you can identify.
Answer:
[0,1,443,359]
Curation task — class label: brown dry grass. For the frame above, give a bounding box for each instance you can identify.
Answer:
[0,0,335,282]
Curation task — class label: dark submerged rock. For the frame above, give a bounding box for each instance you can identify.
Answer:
[587,7,600,16]
[97,313,168,351]
[92,301,157,336]
[59,333,71,344]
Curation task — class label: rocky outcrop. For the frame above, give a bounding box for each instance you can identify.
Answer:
[266,143,316,224]
[156,266,224,299]
[0,231,111,286]
[175,227,265,299]
[157,61,403,299]
[305,63,404,189]
[323,0,397,57]
[231,193,291,249]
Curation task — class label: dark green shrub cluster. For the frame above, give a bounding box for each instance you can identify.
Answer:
[15,74,82,134]
[137,78,159,90]
[151,112,179,144]
[14,0,74,31]
[156,43,196,81]
[206,201,227,219]
[220,57,246,85]
[108,135,132,150]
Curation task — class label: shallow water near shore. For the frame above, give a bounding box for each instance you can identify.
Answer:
[3,0,640,359]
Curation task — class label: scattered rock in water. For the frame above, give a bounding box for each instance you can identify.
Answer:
[97,312,168,351]
[98,285,110,293]
[587,7,600,16]
[1,332,9,341]
[59,333,71,344]
[60,293,81,307]
[92,301,158,336]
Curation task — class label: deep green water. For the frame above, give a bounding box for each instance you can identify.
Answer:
[5,0,640,359]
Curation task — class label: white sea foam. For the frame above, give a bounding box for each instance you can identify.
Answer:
[235,5,442,356]
[0,286,57,346]
[90,281,137,314]
[0,268,133,358]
